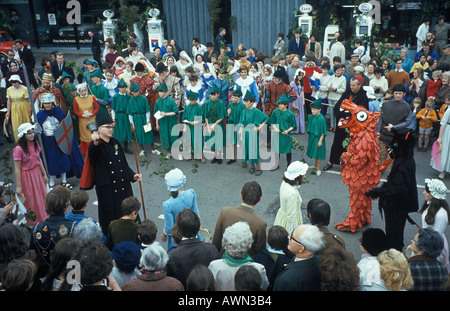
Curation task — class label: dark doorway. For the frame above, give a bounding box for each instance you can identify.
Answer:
[211,0,232,42]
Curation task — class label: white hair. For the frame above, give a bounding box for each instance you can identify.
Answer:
[297,224,324,253]
[222,221,253,258]
[140,243,168,271]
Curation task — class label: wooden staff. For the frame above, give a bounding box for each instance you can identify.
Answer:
[304,97,334,106]
[131,126,147,220]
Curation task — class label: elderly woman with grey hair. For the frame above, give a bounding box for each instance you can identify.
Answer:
[121,243,184,291]
[71,218,105,244]
[208,221,269,291]
[407,227,448,291]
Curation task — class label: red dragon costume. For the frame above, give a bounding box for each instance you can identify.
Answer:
[334,98,382,232]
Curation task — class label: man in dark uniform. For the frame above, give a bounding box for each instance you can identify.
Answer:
[88,113,142,235]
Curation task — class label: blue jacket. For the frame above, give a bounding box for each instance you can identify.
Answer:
[288,38,305,58]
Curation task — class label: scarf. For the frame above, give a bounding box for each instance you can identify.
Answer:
[222,252,254,267]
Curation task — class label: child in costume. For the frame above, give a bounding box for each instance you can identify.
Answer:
[126,81,154,156]
[238,91,269,176]
[154,83,180,158]
[306,99,327,176]
[183,90,205,163]
[416,98,438,152]
[102,69,119,106]
[203,84,227,164]
[226,87,245,165]
[90,69,110,117]
[111,78,133,154]
[270,93,297,169]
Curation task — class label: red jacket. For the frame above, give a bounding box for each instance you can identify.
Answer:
[264,81,297,116]
[302,65,322,94]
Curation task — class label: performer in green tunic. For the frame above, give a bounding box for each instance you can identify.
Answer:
[238,91,269,176]
[270,93,297,169]
[127,81,154,155]
[183,90,205,162]
[306,100,327,176]
[203,85,226,164]
[111,78,133,154]
[226,87,245,165]
[90,69,110,117]
[154,83,179,153]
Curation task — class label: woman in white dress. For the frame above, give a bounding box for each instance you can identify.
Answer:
[432,107,450,178]
[273,161,308,234]
[419,178,450,271]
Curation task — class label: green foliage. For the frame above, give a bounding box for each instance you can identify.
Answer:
[0,10,17,36]
[208,0,223,34]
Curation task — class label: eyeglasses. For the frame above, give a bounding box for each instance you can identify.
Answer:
[102,125,114,130]
[289,229,303,247]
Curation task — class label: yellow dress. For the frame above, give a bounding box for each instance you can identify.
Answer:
[6,85,31,142]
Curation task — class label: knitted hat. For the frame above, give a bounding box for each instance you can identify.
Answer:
[353,75,364,85]
[425,178,447,200]
[165,168,186,191]
[112,241,141,270]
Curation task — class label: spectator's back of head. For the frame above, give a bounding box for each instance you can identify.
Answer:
[45,185,71,215]
[176,208,200,238]
[241,181,262,206]
[72,218,103,243]
[360,228,388,256]
[1,259,37,291]
[234,265,262,291]
[121,196,141,217]
[70,190,89,211]
[186,264,216,291]
[267,225,289,251]
[138,219,158,245]
[307,198,331,226]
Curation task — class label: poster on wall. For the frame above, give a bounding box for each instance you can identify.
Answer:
[48,14,57,25]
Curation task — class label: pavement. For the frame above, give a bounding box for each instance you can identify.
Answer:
[1,47,449,261]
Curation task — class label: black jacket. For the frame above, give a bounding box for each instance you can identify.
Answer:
[166,238,219,288]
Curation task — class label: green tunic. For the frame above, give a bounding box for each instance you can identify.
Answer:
[183,103,204,157]
[306,113,327,160]
[203,99,226,151]
[91,83,110,116]
[238,107,269,164]
[126,94,154,145]
[269,108,297,154]
[226,101,245,145]
[154,96,179,150]
[112,93,132,143]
